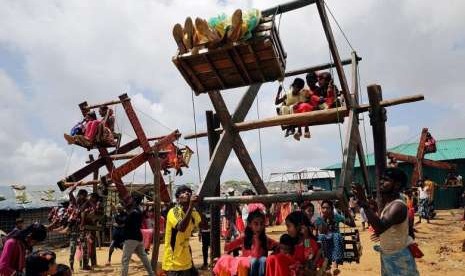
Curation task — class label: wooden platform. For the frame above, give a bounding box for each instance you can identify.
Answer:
[172,17,286,94]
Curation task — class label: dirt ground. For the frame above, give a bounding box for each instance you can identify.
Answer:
[54,209,465,276]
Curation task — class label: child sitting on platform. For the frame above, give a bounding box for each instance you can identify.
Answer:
[275,78,306,139]
[213,209,278,276]
[64,111,100,148]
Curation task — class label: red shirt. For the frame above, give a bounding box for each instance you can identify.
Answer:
[0,238,26,275]
[224,235,278,258]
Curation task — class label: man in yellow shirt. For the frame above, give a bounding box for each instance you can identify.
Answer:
[162,185,201,275]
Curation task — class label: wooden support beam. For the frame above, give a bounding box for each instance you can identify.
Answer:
[206,110,222,261]
[411,128,428,186]
[284,57,361,78]
[208,90,268,195]
[316,0,352,108]
[198,84,262,197]
[184,94,424,139]
[84,99,127,110]
[368,84,387,209]
[387,152,457,171]
[350,51,370,193]
[151,152,162,271]
[203,190,340,204]
[262,0,317,16]
[119,93,170,202]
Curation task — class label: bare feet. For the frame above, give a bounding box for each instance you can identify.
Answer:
[64,133,75,145]
[173,23,187,54]
[228,9,243,42]
[183,17,194,50]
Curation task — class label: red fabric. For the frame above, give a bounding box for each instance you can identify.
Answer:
[84,120,100,140]
[236,216,245,233]
[293,102,314,113]
[224,236,278,258]
[265,253,298,276]
[0,238,26,276]
[141,229,153,250]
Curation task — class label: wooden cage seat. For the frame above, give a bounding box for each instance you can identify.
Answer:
[342,229,362,263]
[173,16,287,94]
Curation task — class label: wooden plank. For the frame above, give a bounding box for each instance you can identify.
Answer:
[387,152,457,171]
[247,45,266,82]
[316,0,352,108]
[338,107,359,195]
[178,58,205,92]
[204,55,226,89]
[203,190,339,204]
[198,84,262,197]
[184,94,424,139]
[367,84,387,209]
[231,48,253,83]
[225,50,246,85]
[208,90,268,195]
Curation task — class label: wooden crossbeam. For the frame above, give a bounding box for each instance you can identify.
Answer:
[198,84,264,197]
[203,190,340,204]
[208,90,268,195]
[387,152,456,172]
[184,94,424,139]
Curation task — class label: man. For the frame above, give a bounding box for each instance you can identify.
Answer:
[120,194,154,276]
[68,183,91,271]
[352,168,419,276]
[162,185,201,276]
[223,188,241,243]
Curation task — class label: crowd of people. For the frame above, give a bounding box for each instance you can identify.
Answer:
[275,72,339,140]
[4,166,462,275]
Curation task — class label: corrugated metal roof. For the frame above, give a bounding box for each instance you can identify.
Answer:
[324,137,465,170]
[0,185,67,211]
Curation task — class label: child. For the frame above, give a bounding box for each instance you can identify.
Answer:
[64,111,100,148]
[214,209,278,276]
[287,211,321,271]
[275,78,305,139]
[266,234,300,276]
[53,264,72,276]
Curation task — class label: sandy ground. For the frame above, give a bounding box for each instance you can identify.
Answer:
[53,209,465,276]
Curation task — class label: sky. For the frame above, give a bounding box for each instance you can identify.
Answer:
[0,0,464,190]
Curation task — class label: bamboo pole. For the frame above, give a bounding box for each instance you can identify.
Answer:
[203,191,341,204]
[85,99,127,110]
[183,94,424,139]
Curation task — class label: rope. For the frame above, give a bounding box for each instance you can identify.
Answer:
[133,106,174,133]
[329,48,345,160]
[190,89,202,184]
[63,146,75,178]
[255,95,264,180]
[323,0,355,52]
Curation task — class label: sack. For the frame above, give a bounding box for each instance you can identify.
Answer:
[408,243,424,258]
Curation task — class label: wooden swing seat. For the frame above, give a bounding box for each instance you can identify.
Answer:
[173,16,286,94]
[342,229,362,263]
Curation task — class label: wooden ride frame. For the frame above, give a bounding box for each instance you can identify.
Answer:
[387,127,457,187]
[57,93,183,270]
[181,0,425,260]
